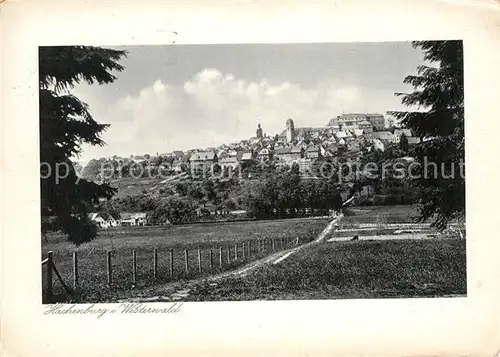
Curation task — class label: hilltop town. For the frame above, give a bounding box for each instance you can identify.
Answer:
[80,112,419,180]
[76,112,422,228]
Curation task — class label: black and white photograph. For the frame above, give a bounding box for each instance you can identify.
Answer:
[39,40,466,304]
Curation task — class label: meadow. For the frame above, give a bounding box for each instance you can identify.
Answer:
[41,217,329,303]
[186,238,467,301]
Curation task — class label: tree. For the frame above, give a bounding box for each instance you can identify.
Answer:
[399,133,409,153]
[388,41,464,229]
[40,46,127,245]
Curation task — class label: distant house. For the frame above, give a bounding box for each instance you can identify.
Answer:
[322,143,338,157]
[393,129,413,143]
[353,129,364,137]
[219,155,240,170]
[305,145,321,159]
[329,124,341,132]
[101,213,119,227]
[371,131,394,143]
[240,151,253,163]
[249,137,261,145]
[189,151,218,173]
[274,147,291,161]
[88,213,119,228]
[257,148,272,162]
[88,213,107,228]
[275,146,303,163]
[171,150,185,159]
[335,131,348,139]
[358,120,373,133]
[407,137,421,145]
[347,140,361,152]
[120,212,148,226]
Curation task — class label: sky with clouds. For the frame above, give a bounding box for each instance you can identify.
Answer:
[72,42,425,162]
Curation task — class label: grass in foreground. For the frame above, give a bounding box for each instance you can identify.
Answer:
[41,217,328,303]
[186,238,467,301]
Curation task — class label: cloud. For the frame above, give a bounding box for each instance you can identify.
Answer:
[78,68,401,160]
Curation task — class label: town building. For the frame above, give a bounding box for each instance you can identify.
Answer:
[371,131,394,143]
[366,113,386,131]
[119,212,148,226]
[189,151,218,173]
[240,151,253,163]
[286,118,295,144]
[407,137,421,145]
[347,140,361,152]
[358,120,374,133]
[275,146,304,164]
[393,129,413,143]
[219,155,240,170]
[88,213,107,228]
[257,148,272,162]
[305,145,321,159]
[256,123,263,139]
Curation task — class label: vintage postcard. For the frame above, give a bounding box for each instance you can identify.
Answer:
[2,1,500,356]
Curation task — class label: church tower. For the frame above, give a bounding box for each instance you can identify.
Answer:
[256,123,263,139]
[286,118,295,144]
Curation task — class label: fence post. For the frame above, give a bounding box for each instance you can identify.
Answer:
[46,251,53,302]
[210,249,214,269]
[242,242,245,259]
[169,248,174,278]
[153,248,158,279]
[227,246,230,263]
[72,251,78,290]
[107,251,112,288]
[184,248,189,274]
[235,244,238,260]
[198,249,202,273]
[247,241,251,256]
[132,250,137,285]
[219,247,223,267]
[272,238,275,251]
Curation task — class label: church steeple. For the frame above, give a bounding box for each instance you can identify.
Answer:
[256,123,263,139]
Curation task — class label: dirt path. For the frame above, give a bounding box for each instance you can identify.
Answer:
[116,215,342,303]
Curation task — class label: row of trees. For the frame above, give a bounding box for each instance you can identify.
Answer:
[245,164,344,219]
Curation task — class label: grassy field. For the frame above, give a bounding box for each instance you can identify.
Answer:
[186,238,467,301]
[41,217,329,303]
[340,205,420,227]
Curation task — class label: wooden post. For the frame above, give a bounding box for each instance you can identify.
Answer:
[235,244,238,260]
[242,242,245,259]
[272,238,275,250]
[247,241,251,256]
[107,251,112,288]
[132,250,137,285]
[184,248,189,274]
[153,248,158,279]
[219,247,223,267]
[72,251,78,290]
[169,248,174,278]
[198,249,202,273]
[227,246,230,263]
[46,251,53,301]
[210,249,214,269]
